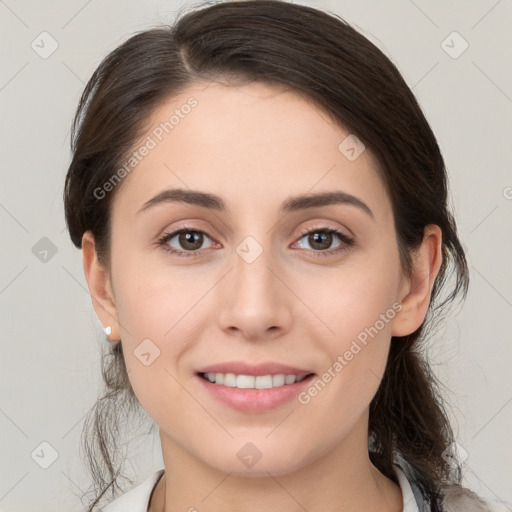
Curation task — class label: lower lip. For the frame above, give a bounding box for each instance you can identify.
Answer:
[196,373,316,413]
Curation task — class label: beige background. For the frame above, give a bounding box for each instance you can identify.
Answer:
[0,0,511,510]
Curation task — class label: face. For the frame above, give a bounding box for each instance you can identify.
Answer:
[97,81,413,476]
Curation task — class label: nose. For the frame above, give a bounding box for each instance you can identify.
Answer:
[217,236,292,342]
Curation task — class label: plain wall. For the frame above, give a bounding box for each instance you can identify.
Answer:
[0,0,511,510]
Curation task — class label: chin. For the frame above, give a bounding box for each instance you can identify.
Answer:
[201,446,309,477]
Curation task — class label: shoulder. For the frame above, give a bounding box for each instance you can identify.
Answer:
[101,469,164,512]
[441,484,512,512]
[393,463,512,512]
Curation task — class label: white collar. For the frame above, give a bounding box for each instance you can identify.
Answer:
[393,463,421,511]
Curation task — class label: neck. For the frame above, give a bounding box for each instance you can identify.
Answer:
[151,423,403,512]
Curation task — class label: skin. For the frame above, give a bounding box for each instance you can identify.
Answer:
[82,80,443,512]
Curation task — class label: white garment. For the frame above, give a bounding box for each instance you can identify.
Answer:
[101,469,164,512]
[101,463,421,512]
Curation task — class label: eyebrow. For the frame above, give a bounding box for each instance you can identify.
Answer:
[138,188,374,218]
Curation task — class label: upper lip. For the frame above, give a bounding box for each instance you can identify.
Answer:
[197,361,315,377]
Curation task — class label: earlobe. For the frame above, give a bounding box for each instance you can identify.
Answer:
[391,225,443,337]
[82,231,120,341]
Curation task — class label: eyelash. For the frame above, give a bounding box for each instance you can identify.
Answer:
[157,225,354,259]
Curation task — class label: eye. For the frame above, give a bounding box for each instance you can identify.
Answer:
[294,226,354,257]
[157,227,216,257]
[157,225,354,259]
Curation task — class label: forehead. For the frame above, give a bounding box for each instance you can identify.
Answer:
[111,80,391,221]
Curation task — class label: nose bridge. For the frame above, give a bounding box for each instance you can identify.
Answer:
[233,232,278,306]
[218,230,290,336]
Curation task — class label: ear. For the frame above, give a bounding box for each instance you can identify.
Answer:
[82,231,120,342]
[391,224,443,337]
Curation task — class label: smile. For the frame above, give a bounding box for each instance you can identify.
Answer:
[198,372,313,389]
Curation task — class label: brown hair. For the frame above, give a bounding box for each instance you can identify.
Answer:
[64,1,471,510]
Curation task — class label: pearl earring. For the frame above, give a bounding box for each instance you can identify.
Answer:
[104,325,112,336]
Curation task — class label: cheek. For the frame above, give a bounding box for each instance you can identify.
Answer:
[307,256,400,344]
[315,283,394,393]
[298,249,401,396]
[110,241,179,339]
[293,276,398,442]
[110,253,208,414]
[115,280,191,425]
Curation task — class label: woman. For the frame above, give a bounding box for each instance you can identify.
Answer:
[63,1,508,511]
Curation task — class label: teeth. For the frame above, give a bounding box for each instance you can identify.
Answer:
[202,372,309,389]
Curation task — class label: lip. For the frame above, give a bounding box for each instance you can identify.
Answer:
[196,372,316,413]
[196,361,314,377]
